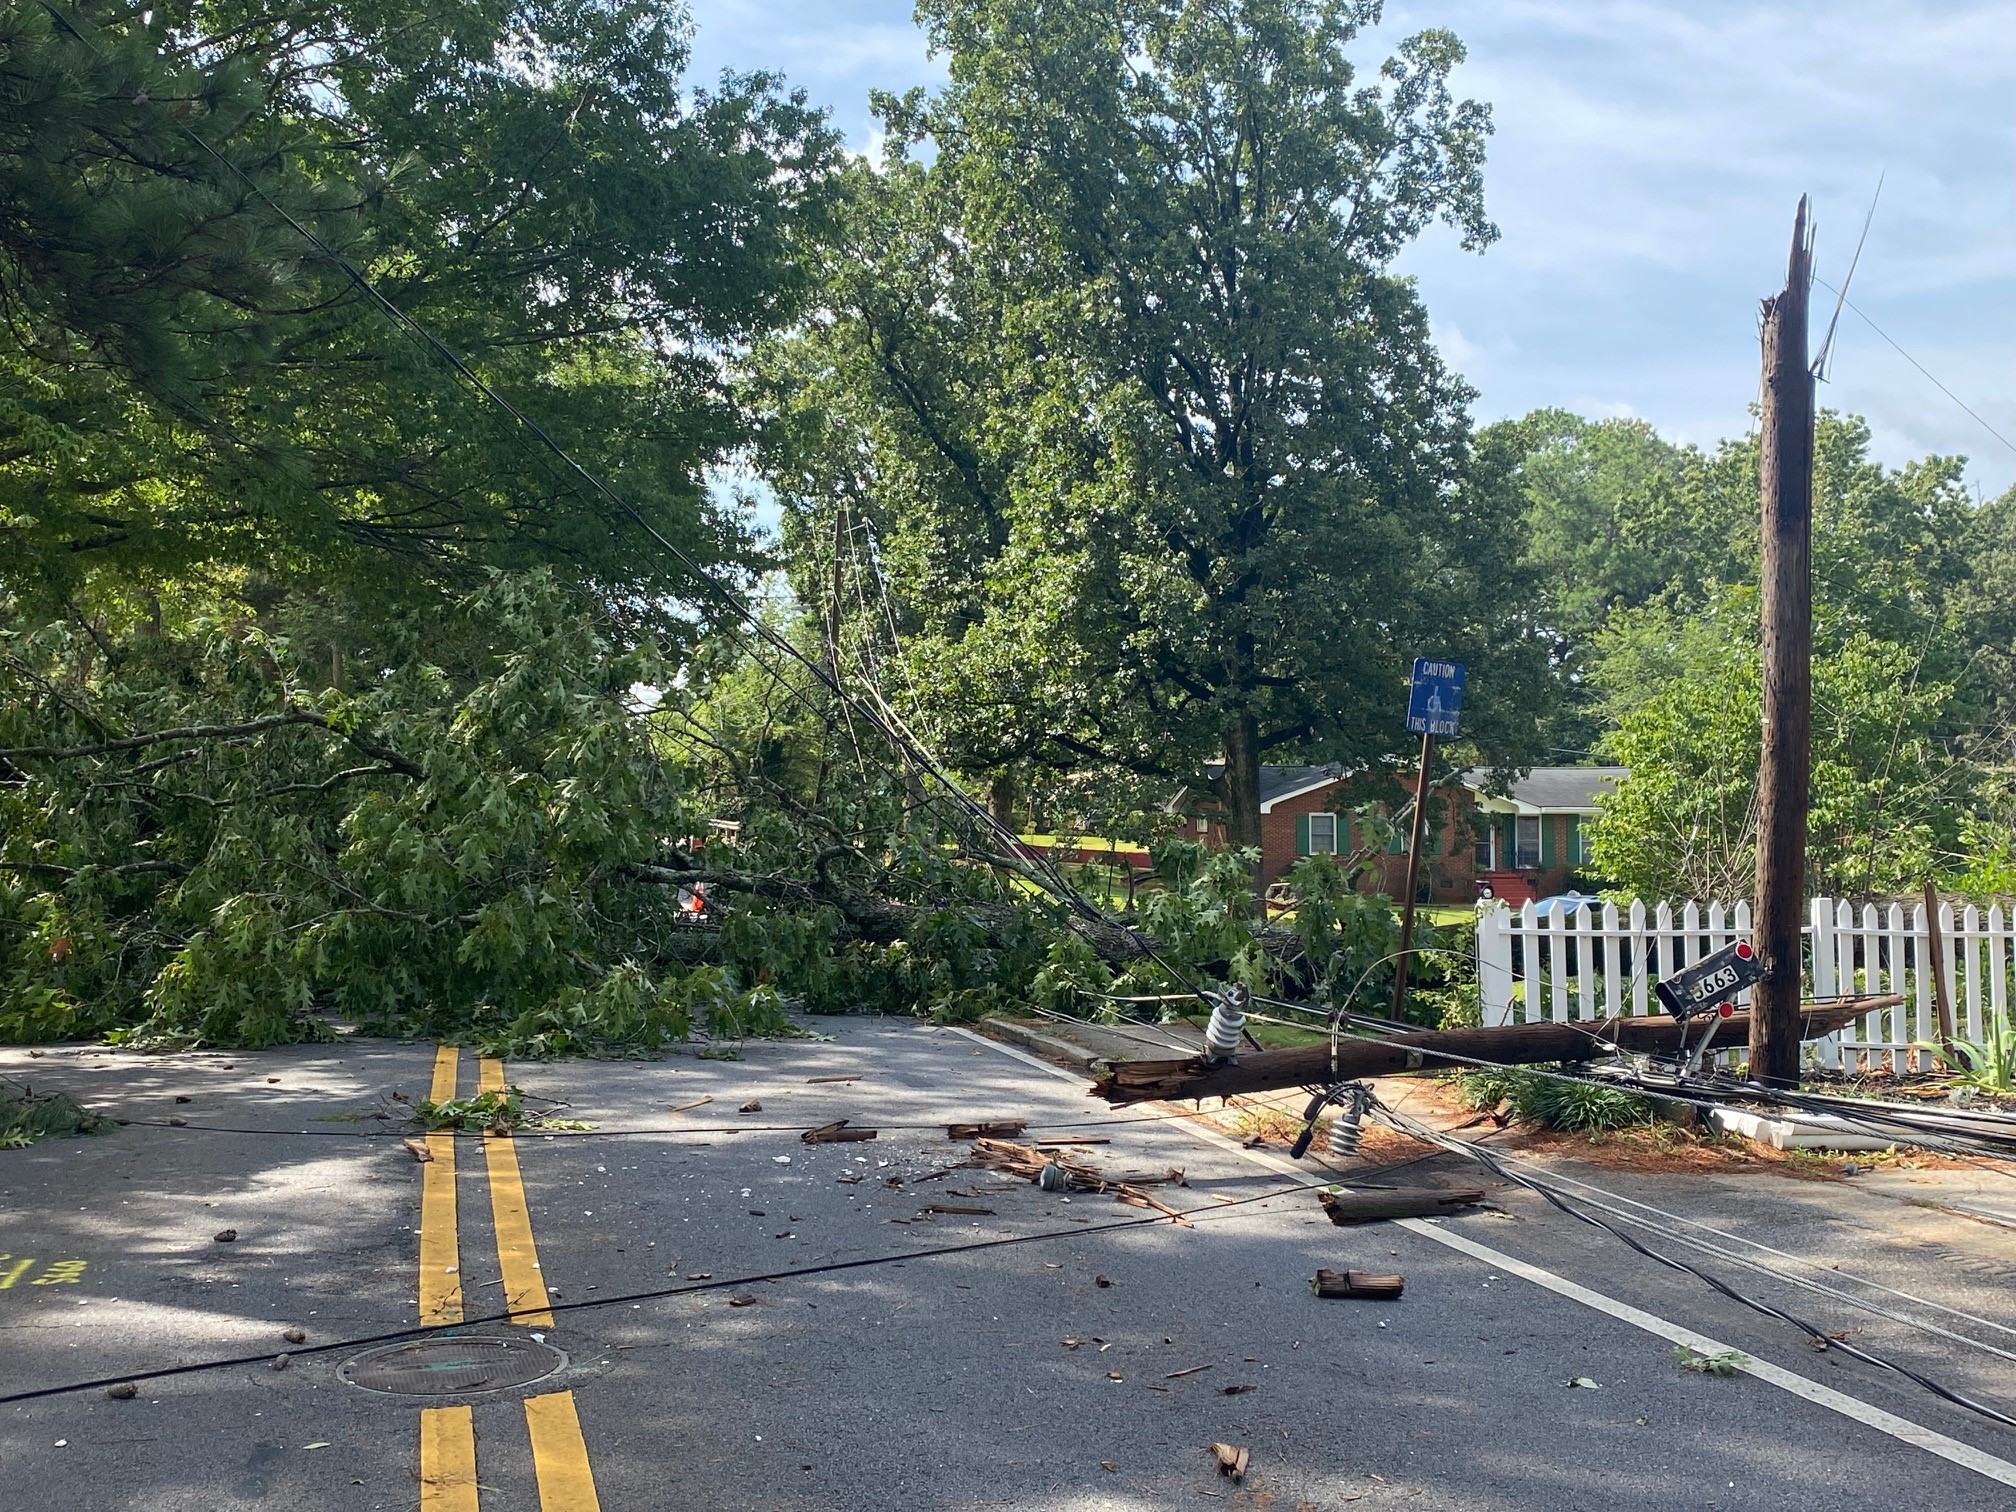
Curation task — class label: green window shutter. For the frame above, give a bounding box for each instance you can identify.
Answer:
[1498,816,1514,868]
[1387,813,1405,854]
[1541,816,1557,867]
[1295,813,1311,857]
[1566,815,1581,867]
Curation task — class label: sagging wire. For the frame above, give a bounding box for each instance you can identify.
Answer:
[1480,1155,2016,1367]
[1365,1093,2016,1430]
[0,1171,1325,1408]
[1320,1025,2016,1181]
[1300,913,2016,1179]
[107,1088,1324,1143]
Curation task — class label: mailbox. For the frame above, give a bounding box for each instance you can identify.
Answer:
[1654,940,1765,1021]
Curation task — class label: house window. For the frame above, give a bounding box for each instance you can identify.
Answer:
[1195,816,1210,835]
[1307,813,1338,855]
[1514,816,1542,869]
[1474,825,1493,869]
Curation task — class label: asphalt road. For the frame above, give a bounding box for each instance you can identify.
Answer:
[4,1019,2016,1510]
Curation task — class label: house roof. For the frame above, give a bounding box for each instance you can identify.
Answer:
[1175,761,1628,818]
[1187,762,1346,813]
[1463,766,1627,814]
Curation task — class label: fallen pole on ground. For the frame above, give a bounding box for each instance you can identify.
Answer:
[1090,998,1896,1106]
[1320,1188,1485,1224]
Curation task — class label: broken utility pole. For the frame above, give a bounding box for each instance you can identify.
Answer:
[1091,999,1886,1105]
[1752,197,1817,1089]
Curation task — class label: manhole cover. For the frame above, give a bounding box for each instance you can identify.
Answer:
[340,1336,566,1397]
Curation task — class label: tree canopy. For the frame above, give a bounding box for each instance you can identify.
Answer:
[761,0,1548,851]
[4,0,837,627]
[1509,410,1994,900]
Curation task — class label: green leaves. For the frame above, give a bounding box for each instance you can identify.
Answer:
[1578,410,1981,900]
[3,0,838,624]
[1,570,696,1049]
[763,0,1543,835]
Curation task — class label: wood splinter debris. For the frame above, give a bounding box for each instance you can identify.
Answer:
[806,1075,863,1084]
[1209,1443,1250,1481]
[1313,1269,1404,1300]
[802,1119,878,1144]
[969,1138,1190,1223]
[947,1119,1026,1140]
[924,1204,995,1216]
[669,1096,713,1113]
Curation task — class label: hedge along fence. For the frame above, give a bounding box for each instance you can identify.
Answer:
[1477,896,2016,1073]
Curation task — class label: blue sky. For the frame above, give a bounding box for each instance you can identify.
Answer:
[688,0,2016,499]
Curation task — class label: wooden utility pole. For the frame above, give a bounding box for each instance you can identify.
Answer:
[1094,999,1887,1105]
[1388,731,1435,1022]
[1751,197,1816,1088]
[1923,880,1958,1064]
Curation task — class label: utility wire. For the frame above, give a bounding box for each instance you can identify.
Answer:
[1371,1097,2016,1430]
[0,1173,1321,1407]
[1813,274,2016,462]
[1497,1155,2016,1356]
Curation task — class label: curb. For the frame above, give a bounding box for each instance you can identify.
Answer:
[977,1017,1107,1071]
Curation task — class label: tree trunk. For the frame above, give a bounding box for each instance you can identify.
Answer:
[1217,711,1265,913]
[1217,712,1263,851]
[989,768,1018,831]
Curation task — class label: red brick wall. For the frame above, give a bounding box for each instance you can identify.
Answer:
[1254,781,1482,901]
[1181,780,1590,903]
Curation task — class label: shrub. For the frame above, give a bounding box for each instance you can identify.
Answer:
[1455,1063,1651,1133]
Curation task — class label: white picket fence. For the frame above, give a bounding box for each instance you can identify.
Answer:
[1476,896,2016,1071]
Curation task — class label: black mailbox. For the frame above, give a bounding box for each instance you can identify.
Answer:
[1654,940,1765,1021]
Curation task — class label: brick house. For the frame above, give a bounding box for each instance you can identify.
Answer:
[1171,764,1625,904]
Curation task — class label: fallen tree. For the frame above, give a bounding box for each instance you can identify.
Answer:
[0,574,1451,1053]
[1090,999,1891,1105]
[0,573,1235,1051]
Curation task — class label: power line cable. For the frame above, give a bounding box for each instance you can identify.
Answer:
[1813,172,1883,382]
[1370,1097,2016,1429]
[0,1172,1321,1407]
[1495,1155,2016,1355]
[1813,274,2016,462]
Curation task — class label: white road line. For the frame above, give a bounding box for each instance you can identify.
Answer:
[945,1024,2016,1489]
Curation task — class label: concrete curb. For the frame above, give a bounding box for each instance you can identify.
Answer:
[976,1017,1107,1070]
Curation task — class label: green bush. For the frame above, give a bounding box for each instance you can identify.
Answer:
[1455,1063,1651,1133]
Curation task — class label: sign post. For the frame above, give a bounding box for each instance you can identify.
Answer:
[1391,660,1464,1023]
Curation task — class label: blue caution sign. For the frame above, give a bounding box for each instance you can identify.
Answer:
[1406,658,1465,737]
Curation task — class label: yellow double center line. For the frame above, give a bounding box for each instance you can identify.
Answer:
[418,1046,601,1511]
